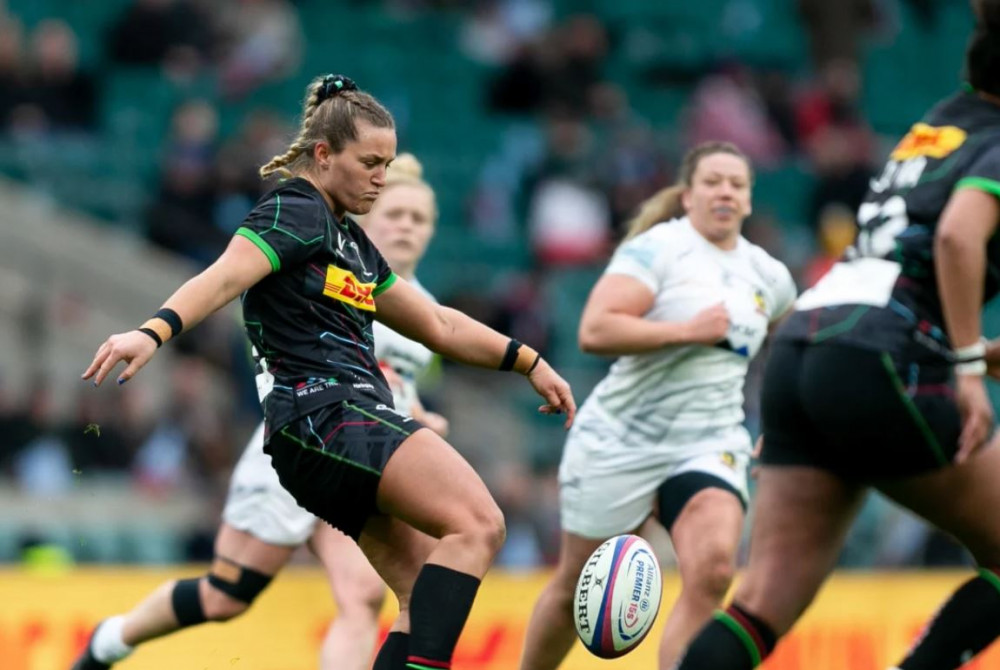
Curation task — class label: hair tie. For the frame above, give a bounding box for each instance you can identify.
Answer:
[319,74,358,102]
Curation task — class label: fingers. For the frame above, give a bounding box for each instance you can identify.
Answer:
[116,360,142,385]
[534,376,576,429]
[82,341,111,381]
[956,414,992,464]
[94,352,123,387]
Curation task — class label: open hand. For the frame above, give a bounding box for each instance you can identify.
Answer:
[82,331,158,386]
[526,358,576,429]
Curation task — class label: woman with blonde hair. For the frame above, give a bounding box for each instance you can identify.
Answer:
[77,74,575,670]
[519,141,796,670]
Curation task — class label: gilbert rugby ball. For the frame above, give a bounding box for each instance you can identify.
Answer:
[573,534,662,658]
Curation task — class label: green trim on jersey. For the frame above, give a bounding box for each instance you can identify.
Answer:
[236,227,281,272]
[956,176,1000,199]
[880,353,948,466]
[373,272,399,297]
[979,568,1000,595]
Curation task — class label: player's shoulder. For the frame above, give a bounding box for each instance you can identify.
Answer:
[741,237,793,286]
[254,177,327,219]
[621,217,691,256]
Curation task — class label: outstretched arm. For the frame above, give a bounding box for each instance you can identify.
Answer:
[83,236,273,386]
[375,278,577,427]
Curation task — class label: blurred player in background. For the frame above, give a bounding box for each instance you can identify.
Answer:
[72,153,448,670]
[519,141,796,670]
[677,3,1000,669]
[80,72,576,670]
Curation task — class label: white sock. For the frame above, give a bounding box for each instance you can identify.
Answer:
[91,615,134,663]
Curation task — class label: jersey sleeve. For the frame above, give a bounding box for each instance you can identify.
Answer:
[235,190,326,272]
[770,262,798,323]
[956,144,1000,199]
[603,234,661,293]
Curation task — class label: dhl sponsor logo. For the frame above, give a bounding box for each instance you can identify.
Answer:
[890,123,967,161]
[323,265,376,311]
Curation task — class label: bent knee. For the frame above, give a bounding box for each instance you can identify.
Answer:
[201,584,251,621]
[337,577,388,616]
[456,503,506,555]
[686,551,737,601]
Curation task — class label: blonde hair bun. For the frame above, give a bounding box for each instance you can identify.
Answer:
[387,153,423,182]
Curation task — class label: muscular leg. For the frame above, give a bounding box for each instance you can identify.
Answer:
[369,429,505,670]
[376,429,505,577]
[358,513,437,670]
[677,466,865,669]
[877,444,1000,670]
[659,488,744,669]
[518,532,607,670]
[74,523,295,669]
[310,522,388,670]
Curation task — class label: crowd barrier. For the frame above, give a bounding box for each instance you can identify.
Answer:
[2,568,999,669]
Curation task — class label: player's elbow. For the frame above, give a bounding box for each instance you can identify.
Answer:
[578,319,609,354]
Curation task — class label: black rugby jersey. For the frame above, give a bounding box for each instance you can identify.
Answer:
[235,177,398,435]
[780,90,1000,362]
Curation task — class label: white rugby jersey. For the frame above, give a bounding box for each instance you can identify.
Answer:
[373,277,436,411]
[583,217,796,452]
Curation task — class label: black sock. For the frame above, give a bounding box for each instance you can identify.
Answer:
[405,564,481,670]
[374,632,410,670]
[677,603,778,670]
[898,569,1000,670]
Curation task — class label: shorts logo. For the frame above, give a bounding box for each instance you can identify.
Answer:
[323,265,376,311]
[890,123,967,161]
[720,452,737,469]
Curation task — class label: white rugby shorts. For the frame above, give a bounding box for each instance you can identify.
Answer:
[221,422,318,546]
[558,404,750,539]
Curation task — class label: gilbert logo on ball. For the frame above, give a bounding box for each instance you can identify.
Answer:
[574,534,662,658]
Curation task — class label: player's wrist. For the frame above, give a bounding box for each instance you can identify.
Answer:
[955,337,987,376]
[138,308,184,348]
[498,339,542,375]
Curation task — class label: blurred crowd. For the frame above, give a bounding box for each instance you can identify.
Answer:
[0,0,971,569]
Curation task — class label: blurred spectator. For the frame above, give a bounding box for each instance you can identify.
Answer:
[806,125,875,229]
[106,0,213,68]
[523,115,611,265]
[803,204,857,287]
[63,386,152,475]
[214,0,303,99]
[460,0,552,65]
[683,65,786,167]
[145,99,228,264]
[12,20,97,133]
[11,381,73,496]
[797,0,877,70]
[0,17,26,130]
[755,68,801,154]
[486,13,608,115]
[486,40,549,114]
[214,109,290,234]
[795,58,868,147]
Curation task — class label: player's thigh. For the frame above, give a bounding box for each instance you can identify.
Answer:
[215,523,297,575]
[876,441,1000,565]
[735,466,866,635]
[376,428,503,541]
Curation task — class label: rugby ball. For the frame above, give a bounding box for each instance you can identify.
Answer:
[573,534,662,658]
